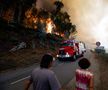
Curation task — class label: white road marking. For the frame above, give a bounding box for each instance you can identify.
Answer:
[11,76,30,85]
[10,61,66,85]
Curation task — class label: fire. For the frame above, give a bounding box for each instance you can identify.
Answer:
[61,33,64,37]
[55,32,64,37]
[46,18,55,33]
[25,9,32,18]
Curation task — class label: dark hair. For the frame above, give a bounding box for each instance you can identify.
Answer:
[78,58,91,69]
[40,54,53,68]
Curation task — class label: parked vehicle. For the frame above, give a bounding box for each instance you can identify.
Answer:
[57,40,86,61]
[95,41,105,54]
[95,46,105,54]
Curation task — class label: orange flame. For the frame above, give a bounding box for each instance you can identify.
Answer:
[46,18,55,33]
[46,18,54,33]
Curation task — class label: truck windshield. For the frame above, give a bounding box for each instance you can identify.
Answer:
[61,43,73,47]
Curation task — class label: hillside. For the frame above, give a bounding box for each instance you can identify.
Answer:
[0,47,59,72]
[0,20,64,72]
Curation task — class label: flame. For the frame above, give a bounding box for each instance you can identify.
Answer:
[25,9,32,18]
[61,34,64,37]
[33,17,37,23]
[55,32,60,35]
[46,18,54,33]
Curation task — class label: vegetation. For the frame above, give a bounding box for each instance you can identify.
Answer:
[0,0,76,37]
[0,0,76,71]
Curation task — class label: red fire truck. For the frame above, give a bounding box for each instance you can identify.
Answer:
[57,40,86,61]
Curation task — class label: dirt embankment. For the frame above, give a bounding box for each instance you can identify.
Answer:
[0,47,58,72]
[95,53,108,90]
[62,51,108,90]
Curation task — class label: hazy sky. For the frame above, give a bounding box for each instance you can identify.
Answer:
[62,0,108,48]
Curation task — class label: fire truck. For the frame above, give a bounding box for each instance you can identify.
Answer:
[57,40,86,61]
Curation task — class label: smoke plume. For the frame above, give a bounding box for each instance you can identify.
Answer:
[63,0,108,49]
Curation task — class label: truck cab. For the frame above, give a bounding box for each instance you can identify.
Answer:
[57,40,86,61]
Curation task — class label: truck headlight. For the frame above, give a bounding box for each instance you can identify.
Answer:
[66,52,70,57]
[57,55,59,57]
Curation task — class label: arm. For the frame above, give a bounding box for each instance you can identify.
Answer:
[24,79,32,90]
[89,75,94,90]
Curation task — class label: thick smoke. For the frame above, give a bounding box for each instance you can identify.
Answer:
[63,0,108,49]
[36,0,55,11]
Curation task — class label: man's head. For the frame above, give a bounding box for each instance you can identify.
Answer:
[78,58,91,69]
[40,54,53,68]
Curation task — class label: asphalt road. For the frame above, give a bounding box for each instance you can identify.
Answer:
[0,58,80,90]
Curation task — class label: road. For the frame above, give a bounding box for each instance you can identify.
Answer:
[0,58,80,90]
[62,50,102,90]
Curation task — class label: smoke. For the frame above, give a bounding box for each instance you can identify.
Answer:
[36,0,55,11]
[62,0,108,49]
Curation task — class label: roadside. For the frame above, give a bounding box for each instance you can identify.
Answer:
[1,49,108,90]
[62,50,108,90]
[0,47,58,73]
[95,53,108,90]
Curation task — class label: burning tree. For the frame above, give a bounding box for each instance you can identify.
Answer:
[0,0,76,38]
[0,0,76,51]
[23,1,76,38]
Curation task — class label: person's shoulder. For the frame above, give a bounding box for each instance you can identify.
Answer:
[87,70,93,77]
[76,69,93,77]
[44,69,55,78]
[46,69,54,74]
[84,69,94,77]
[76,69,81,73]
[32,68,40,73]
